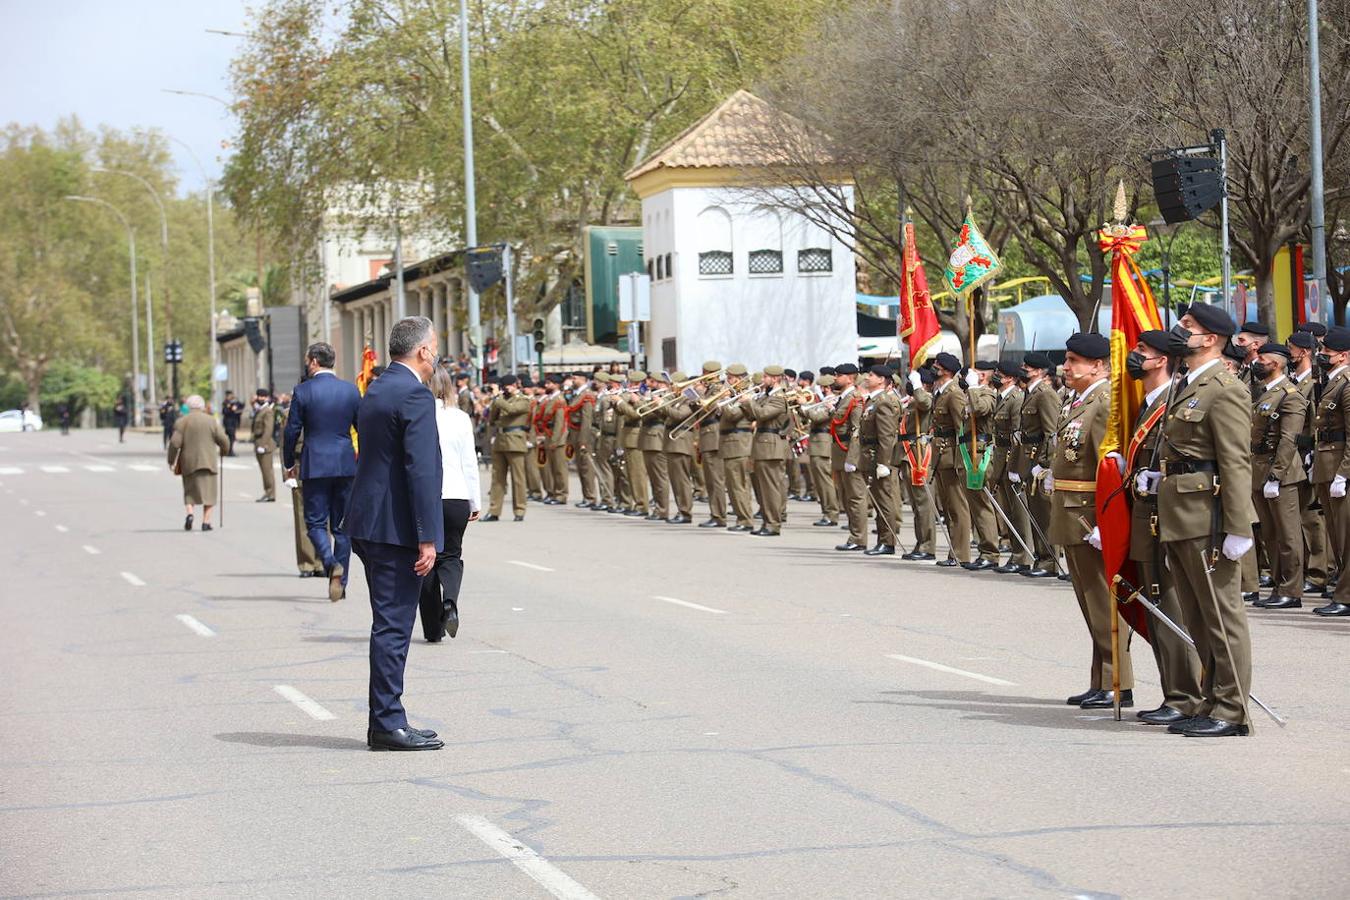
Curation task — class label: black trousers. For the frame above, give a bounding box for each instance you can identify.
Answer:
[418,499,471,640]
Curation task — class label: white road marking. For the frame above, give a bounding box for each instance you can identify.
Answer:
[54,525,68,533]
[273,684,335,721]
[82,545,101,555]
[238,492,253,499]
[34,510,46,517]
[885,653,1016,686]
[0,466,22,475]
[222,461,250,471]
[468,649,508,654]
[175,614,216,637]
[128,464,158,472]
[39,465,70,473]
[653,595,728,615]
[82,464,115,472]
[455,814,601,900]
[511,607,525,612]
[507,559,555,572]
[19,498,29,506]
[120,571,146,587]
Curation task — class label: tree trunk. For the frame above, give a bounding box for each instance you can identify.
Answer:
[1254,262,1276,328]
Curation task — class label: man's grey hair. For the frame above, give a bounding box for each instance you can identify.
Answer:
[389,316,434,359]
[186,395,206,410]
[306,342,336,369]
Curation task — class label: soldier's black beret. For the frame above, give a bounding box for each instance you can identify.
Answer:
[499,374,518,386]
[519,377,535,388]
[1257,342,1291,360]
[819,365,836,376]
[933,352,961,374]
[919,368,937,385]
[798,370,815,382]
[868,364,892,377]
[1023,351,1053,370]
[1289,331,1317,350]
[1297,321,1329,337]
[1239,321,1269,336]
[784,368,798,378]
[1138,330,1170,354]
[1184,302,1237,336]
[835,363,860,375]
[974,360,996,371]
[1065,332,1110,360]
[546,373,563,384]
[255,388,269,397]
[1325,327,1350,352]
[997,360,1022,378]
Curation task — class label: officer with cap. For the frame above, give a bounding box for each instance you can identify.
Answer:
[990,359,1033,572]
[742,365,791,535]
[614,372,650,517]
[1288,330,1328,594]
[831,363,868,550]
[1249,343,1310,609]
[1154,303,1256,735]
[898,366,938,560]
[663,371,697,523]
[1050,331,1134,710]
[962,360,1002,569]
[719,364,756,531]
[930,353,974,566]
[803,374,841,527]
[1019,351,1061,577]
[592,372,618,511]
[858,364,901,554]
[483,374,531,521]
[1234,321,1271,395]
[695,361,728,528]
[1312,327,1350,617]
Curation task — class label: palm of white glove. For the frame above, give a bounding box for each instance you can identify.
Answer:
[1086,526,1102,550]
[1135,470,1161,495]
[844,463,857,473]
[1333,474,1348,499]
[1031,464,1045,479]
[908,371,922,390]
[1042,472,1054,492]
[876,464,891,478]
[1221,533,1255,561]
[1263,480,1280,499]
[1105,451,1124,475]
[963,370,980,389]
[1009,472,1021,484]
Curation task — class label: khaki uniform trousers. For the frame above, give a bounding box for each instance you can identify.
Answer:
[725,456,754,527]
[900,469,937,555]
[702,450,727,524]
[547,447,569,502]
[754,458,787,532]
[667,452,694,517]
[575,443,597,504]
[964,482,1001,562]
[644,450,669,517]
[526,449,543,495]
[838,468,868,547]
[935,466,972,562]
[1063,542,1134,692]
[625,448,648,514]
[867,464,901,547]
[292,483,322,574]
[595,438,616,506]
[1164,536,1252,726]
[1301,484,1327,588]
[692,454,706,496]
[1136,558,1204,716]
[1318,484,1350,603]
[1028,483,1059,572]
[489,450,528,517]
[809,455,838,523]
[256,449,276,500]
[1252,480,1304,597]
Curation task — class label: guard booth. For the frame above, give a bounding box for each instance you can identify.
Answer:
[583,225,644,346]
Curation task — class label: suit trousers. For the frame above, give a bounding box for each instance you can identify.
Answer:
[488,450,527,517]
[302,476,353,582]
[702,450,727,524]
[1135,559,1204,716]
[935,467,972,562]
[354,538,422,732]
[1063,542,1134,691]
[291,484,322,573]
[625,448,649,514]
[724,456,754,527]
[256,448,276,499]
[838,468,868,546]
[1253,483,1304,597]
[645,450,670,517]
[1301,483,1327,588]
[1164,536,1252,726]
[547,446,569,502]
[754,458,787,532]
[809,455,838,522]
[667,452,693,517]
[418,499,470,641]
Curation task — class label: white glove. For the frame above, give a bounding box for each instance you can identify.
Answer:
[1009,472,1021,484]
[1042,472,1054,492]
[1221,533,1255,561]
[844,463,857,473]
[256,445,267,454]
[1263,480,1280,499]
[908,371,922,390]
[963,370,979,389]
[1106,451,1124,475]
[1333,474,1348,499]
[616,447,625,458]
[283,477,298,489]
[1031,464,1045,479]
[1086,526,1102,550]
[1135,470,1161,495]
[876,464,891,479]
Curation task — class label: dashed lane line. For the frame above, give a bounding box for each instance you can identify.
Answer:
[83,464,115,472]
[175,614,216,637]
[34,510,46,517]
[885,653,1017,687]
[273,685,336,721]
[120,572,146,587]
[82,545,101,555]
[652,595,728,615]
[0,466,21,475]
[54,525,68,533]
[455,814,602,900]
[128,464,158,472]
[507,559,555,572]
[39,465,70,473]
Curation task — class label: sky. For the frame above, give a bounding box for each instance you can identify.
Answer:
[1,0,254,194]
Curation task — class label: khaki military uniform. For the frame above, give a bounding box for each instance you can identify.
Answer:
[640,399,670,518]
[895,386,936,555]
[1312,366,1350,604]
[699,407,727,525]
[526,397,544,498]
[1048,380,1133,693]
[664,397,697,519]
[931,380,974,562]
[804,402,839,525]
[1020,378,1062,572]
[831,388,868,546]
[859,389,901,547]
[744,388,790,533]
[1157,360,1256,726]
[990,385,1032,566]
[595,390,619,508]
[963,384,1001,562]
[615,392,649,515]
[719,398,755,528]
[457,386,476,419]
[1251,377,1309,598]
[277,406,322,573]
[251,402,278,500]
[541,392,568,502]
[567,388,598,505]
[1293,369,1327,589]
[487,392,532,517]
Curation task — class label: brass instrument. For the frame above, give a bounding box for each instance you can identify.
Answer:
[669,382,741,438]
[633,371,722,416]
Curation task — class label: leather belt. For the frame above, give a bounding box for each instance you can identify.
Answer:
[1054,478,1096,492]
[1317,429,1346,443]
[1161,458,1218,476]
[502,426,528,432]
[861,437,879,445]
[897,432,917,441]
[723,427,753,434]
[933,428,957,438]
[810,427,830,435]
[994,436,1014,448]
[1022,432,1044,445]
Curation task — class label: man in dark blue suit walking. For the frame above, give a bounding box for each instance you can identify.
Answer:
[345,317,445,751]
[283,342,362,603]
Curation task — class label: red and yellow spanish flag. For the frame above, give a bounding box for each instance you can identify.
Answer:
[1096,222,1163,640]
[355,345,377,396]
[898,219,941,367]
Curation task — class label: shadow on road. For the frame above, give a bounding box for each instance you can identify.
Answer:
[209,594,331,604]
[302,634,369,643]
[859,689,1123,732]
[215,731,367,751]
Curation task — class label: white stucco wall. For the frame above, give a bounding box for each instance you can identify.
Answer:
[641,184,858,373]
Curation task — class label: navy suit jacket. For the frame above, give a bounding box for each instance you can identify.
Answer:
[343,363,444,551]
[282,371,361,479]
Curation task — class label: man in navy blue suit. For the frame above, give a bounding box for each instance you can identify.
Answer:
[283,342,362,603]
[345,317,446,751]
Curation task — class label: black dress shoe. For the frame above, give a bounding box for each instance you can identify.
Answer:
[1057,572,1071,581]
[184,514,193,531]
[607,506,626,514]
[668,514,692,524]
[201,523,213,532]
[1303,580,1322,594]
[961,559,995,571]
[812,518,836,527]
[754,528,781,537]
[698,519,726,528]
[992,563,1027,574]
[935,558,959,567]
[1022,568,1055,578]
[1257,595,1302,609]
[624,509,646,517]
[575,501,593,509]
[728,524,752,533]
[1259,574,1275,588]
[644,513,665,521]
[591,504,609,512]
[1167,715,1206,734]
[1241,591,1260,603]
[480,514,500,522]
[445,602,459,639]
[545,498,563,506]
[1313,601,1350,616]
[864,544,895,556]
[1080,689,1132,709]
[1066,688,1097,705]
[836,542,865,551]
[513,515,525,522]
[1138,705,1190,725]
[902,551,936,561]
[368,727,444,751]
[1181,716,1250,737]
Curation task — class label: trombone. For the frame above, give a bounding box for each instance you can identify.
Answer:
[633,370,722,416]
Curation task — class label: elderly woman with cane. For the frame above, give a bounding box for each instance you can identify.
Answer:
[167,395,230,532]
[419,367,481,641]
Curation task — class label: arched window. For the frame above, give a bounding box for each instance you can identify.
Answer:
[696,206,734,277]
[747,207,783,275]
[796,211,833,274]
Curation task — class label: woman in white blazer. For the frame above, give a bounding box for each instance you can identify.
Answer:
[418,368,481,641]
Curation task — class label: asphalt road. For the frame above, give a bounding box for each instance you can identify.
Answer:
[2,428,1348,899]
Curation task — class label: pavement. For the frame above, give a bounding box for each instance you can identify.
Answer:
[2,428,1348,899]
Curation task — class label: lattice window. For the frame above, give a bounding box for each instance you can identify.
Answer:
[656,255,665,280]
[797,247,833,273]
[748,249,783,275]
[698,250,734,276]
[664,253,673,280]
[646,259,654,279]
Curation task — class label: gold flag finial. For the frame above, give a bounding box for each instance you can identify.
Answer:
[964,194,973,215]
[1112,179,1128,224]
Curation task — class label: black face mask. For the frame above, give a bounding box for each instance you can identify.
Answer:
[1166,324,1196,357]
[1125,350,1149,380]
[990,375,1004,389]
[1317,353,1334,370]
[1250,361,1270,380]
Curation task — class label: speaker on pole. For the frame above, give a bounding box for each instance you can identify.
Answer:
[243,317,266,354]
[1150,155,1223,224]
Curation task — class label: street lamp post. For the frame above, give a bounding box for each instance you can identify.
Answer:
[67,195,142,424]
[460,0,483,373]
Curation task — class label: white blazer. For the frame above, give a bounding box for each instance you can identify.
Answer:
[436,403,481,512]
